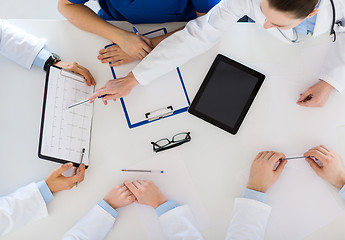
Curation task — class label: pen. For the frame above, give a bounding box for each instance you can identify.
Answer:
[121,169,164,173]
[76,148,85,187]
[65,94,107,110]
[275,155,322,169]
[280,156,307,160]
[301,95,312,103]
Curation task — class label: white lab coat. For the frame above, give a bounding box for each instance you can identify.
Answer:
[225,198,271,240]
[0,183,48,236]
[0,19,45,69]
[62,205,204,240]
[133,0,345,92]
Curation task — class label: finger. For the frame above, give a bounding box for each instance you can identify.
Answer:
[304,149,327,165]
[127,195,136,202]
[268,152,285,167]
[258,151,270,161]
[314,145,329,156]
[297,88,312,102]
[122,189,133,197]
[305,157,322,174]
[141,41,152,54]
[71,164,85,183]
[119,185,128,193]
[124,181,140,196]
[254,151,265,161]
[275,160,287,174]
[139,49,148,58]
[136,53,144,60]
[297,98,316,107]
[102,94,117,102]
[76,65,94,87]
[54,162,74,176]
[99,52,120,61]
[99,45,115,54]
[142,36,153,48]
[132,180,142,189]
[88,88,108,101]
[319,145,331,154]
[110,60,126,67]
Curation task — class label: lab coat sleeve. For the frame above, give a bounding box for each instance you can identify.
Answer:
[319,32,345,92]
[159,205,204,240]
[225,198,271,240]
[132,0,248,86]
[62,204,116,240]
[0,20,45,69]
[0,183,48,236]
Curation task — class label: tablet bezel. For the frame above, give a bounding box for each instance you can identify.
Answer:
[188,54,265,134]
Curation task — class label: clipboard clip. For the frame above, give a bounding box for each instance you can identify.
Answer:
[61,69,85,83]
[145,106,174,121]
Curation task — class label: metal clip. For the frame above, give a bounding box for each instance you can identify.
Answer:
[145,106,174,121]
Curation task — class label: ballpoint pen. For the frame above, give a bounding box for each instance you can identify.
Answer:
[133,27,145,42]
[273,156,322,170]
[65,94,107,110]
[121,169,164,173]
[76,148,85,187]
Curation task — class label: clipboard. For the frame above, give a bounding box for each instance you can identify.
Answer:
[38,65,94,168]
[106,28,190,128]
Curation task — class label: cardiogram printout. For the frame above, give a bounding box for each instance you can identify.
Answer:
[39,66,94,166]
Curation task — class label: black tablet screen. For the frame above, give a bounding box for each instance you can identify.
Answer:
[193,60,259,127]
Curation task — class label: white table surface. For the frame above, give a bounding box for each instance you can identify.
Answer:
[1,20,345,240]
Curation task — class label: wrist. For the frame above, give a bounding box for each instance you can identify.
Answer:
[45,177,55,194]
[320,80,335,92]
[103,196,117,209]
[335,172,345,189]
[152,198,168,208]
[127,72,139,87]
[246,184,266,193]
[110,29,129,46]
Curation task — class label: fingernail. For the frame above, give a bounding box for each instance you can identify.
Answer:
[67,162,73,167]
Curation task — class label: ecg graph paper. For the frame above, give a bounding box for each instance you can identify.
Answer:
[41,66,94,165]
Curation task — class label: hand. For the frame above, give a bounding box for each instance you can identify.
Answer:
[45,162,85,193]
[124,180,167,208]
[88,72,138,104]
[98,45,136,67]
[247,151,287,193]
[53,61,96,86]
[103,184,136,209]
[297,80,334,107]
[304,145,345,189]
[117,32,153,60]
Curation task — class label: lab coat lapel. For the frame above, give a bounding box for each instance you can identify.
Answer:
[313,0,333,36]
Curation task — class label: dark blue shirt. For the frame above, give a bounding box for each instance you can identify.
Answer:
[68,0,220,23]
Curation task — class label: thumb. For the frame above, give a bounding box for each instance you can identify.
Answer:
[305,157,322,174]
[297,88,312,102]
[275,160,287,175]
[54,162,74,176]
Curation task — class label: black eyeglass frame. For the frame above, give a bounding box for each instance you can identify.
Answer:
[151,132,191,152]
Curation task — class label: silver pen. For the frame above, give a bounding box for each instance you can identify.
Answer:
[76,148,85,187]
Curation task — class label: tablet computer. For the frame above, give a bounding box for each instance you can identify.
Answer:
[188,54,265,134]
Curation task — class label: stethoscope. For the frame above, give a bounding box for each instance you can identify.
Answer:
[278,0,337,43]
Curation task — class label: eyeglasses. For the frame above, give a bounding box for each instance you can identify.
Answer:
[151,132,191,152]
